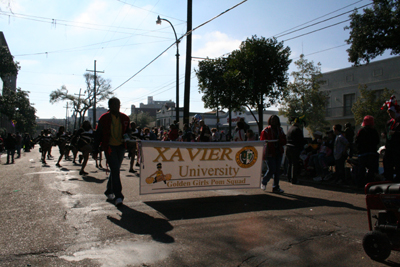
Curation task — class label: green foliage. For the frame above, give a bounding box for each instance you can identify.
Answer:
[49,72,113,128]
[0,46,20,76]
[129,112,155,129]
[196,57,243,111]
[195,35,291,134]
[345,0,400,65]
[0,88,37,134]
[352,85,394,134]
[279,54,329,134]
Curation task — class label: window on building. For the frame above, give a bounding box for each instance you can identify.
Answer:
[343,93,355,116]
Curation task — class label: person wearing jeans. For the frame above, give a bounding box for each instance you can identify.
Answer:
[94,97,131,206]
[105,144,125,201]
[260,115,287,193]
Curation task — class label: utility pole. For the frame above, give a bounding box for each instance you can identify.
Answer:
[86,60,104,129]
[74,88,83,130]
[63,102,69,130]
[183,0,192,125]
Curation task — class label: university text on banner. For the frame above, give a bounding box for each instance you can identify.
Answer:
[139,141,265,195]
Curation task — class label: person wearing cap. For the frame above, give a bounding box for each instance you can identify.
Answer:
[355,115,380,187]
[382,96,400,182]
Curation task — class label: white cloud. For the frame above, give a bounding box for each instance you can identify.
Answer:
[193,31,241,59]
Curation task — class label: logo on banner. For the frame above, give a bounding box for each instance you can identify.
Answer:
[235,146,258,168]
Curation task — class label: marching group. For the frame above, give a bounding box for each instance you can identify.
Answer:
[2,95,399,204]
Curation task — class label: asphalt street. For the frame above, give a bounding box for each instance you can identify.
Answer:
[0,146,399,267]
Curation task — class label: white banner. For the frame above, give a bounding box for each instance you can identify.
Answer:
[139,141,264,195]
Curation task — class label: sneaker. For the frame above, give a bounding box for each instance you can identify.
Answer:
[56,163,61,167]
[129,169,137,173]
[107,194,115,201]
[79,170,88,176]
[272,187,284,194]
[261,184,266,190]
[324,173,334,181]
[313,176,322,182]
[115,198,123,206]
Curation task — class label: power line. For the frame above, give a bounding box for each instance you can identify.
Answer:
[115,0,186,23]
[112,0,248,92]
[272,0,367,37]
[275,3,372,39]
[282,19,351,42]
[0,10,157,32]
[13,38,170,57]
[290,44,349,60]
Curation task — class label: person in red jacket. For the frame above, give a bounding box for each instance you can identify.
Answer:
[260,115,287,193]
[93,97,131,206]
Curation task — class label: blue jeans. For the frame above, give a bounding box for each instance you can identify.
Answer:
[105,145,125,200]
[262,156,282,188]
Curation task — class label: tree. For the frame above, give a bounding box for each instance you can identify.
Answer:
[345,0,400,65]
[279,54,329,134]
[352,85,394,134]
[196,36,291,135]
[50,72,113,128]
[230,36,292,134]
[129,112,155,129]
[0,88,37,134]
[0,46,20,76]
[196,57,244,133]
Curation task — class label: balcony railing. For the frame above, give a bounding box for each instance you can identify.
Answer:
[325,106,353,118]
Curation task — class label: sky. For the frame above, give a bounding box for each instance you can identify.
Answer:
[0,0,395,120]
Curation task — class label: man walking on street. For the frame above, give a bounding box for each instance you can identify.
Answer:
[5,133,16,164]
[93,97,131,206]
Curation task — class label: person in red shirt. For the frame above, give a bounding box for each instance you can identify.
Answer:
[260,115,287,193]
[93,97,130,206]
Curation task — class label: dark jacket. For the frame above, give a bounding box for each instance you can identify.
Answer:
[94,111,130,154]
[5,134,17,150]
[355,126,380,155]
[286,125,306,151]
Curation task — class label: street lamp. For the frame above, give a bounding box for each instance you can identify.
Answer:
[156,15,180,125]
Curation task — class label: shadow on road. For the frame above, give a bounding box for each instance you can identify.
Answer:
[144,193,366,221]
[80,175,107,184]
[107,204,174,244]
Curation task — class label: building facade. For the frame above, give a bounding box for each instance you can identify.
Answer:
[320,56,400,128]
[131,96,175,118]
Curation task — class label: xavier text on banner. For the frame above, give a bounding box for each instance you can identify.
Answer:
[139,141,265,195]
